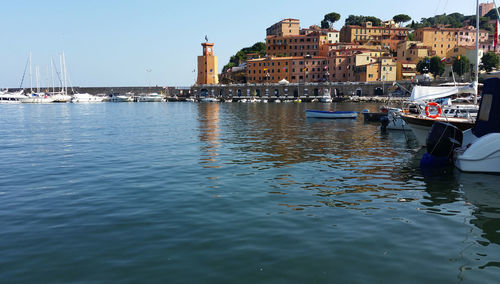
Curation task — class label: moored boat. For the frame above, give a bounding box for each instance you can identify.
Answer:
[71,93,104,103]
[0,90,28,104]
[306,109,358,119]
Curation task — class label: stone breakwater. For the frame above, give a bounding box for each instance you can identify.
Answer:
[4,81,426,102]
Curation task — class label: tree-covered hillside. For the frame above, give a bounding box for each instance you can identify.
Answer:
[222,42,266,73]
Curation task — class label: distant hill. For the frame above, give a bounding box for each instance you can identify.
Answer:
[222,42,266,73]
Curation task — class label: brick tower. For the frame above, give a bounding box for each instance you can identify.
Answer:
[196,42,219,85]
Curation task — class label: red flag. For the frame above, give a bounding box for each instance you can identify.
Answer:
[495,19,499,48]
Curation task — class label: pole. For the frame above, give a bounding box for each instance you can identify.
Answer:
[475,0,479,104]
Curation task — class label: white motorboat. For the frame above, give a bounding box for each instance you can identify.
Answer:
[453,78,500,173]
[71,93,104,103]
[0,90,28,104]
[136,93,163,102]
[108,93,132,102]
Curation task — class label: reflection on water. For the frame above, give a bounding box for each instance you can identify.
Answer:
[198,103,221,169]
[196,102,500,278]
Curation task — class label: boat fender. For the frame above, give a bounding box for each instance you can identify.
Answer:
[425,102,442,118]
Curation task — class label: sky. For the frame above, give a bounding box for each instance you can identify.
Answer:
[0,0,481,88]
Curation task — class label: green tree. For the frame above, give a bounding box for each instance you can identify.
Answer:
[393,14,411,26]
[345,15,382,26]
[417,57,430,74]
[452,55,471,77]
[222,42,266,72]
[429,56,445,78]
[482,52,500,72]
[321,12,341,28]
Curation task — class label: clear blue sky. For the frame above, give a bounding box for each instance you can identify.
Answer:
[1,0,480,87]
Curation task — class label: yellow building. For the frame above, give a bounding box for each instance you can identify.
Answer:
[197,42,219,85]
[414,27,458,58]
[396,41,434,63]
[340,21,409,52]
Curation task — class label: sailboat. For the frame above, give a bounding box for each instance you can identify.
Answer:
[400,1,483,146]
[21,53,54,103]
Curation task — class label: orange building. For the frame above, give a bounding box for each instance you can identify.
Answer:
[339,21,409,52]
[197,42,219,85]
[246,56,329,83]
[266,32,327,57]
[246,57,292,83]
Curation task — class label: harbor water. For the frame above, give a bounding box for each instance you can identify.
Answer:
[1,102,499,283]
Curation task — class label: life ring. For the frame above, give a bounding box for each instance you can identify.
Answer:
[425,102,442,118]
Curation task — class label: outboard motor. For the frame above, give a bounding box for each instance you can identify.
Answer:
[380,115,389,130]
[426,122,463,157]
[420,122,463,170]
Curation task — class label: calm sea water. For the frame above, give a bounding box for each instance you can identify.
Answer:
[1,102,499,283]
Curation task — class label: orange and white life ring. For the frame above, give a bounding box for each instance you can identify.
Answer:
[425,102,442,118]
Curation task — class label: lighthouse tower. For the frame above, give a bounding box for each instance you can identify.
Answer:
[196,42,219,85]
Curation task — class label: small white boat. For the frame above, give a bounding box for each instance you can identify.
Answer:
[306,109,358,119]
[386,108,408,130]
[200,97,219,102]
[71,93,104,103]
[320,90,333,103]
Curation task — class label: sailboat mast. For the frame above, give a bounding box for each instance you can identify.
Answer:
[62,52,67,95]
[36,66,40,93]
[475,0,479,104]
[29,52,33,93]
[59,54,64,93]
[51,57,55,94]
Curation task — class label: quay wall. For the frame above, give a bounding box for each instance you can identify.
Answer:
[191,81,413,101]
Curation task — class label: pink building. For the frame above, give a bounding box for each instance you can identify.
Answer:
[479,2,495,17]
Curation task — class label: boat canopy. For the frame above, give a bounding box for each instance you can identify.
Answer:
[278,79,289,84]
[472,78,500,138]
[409,83,477,102]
